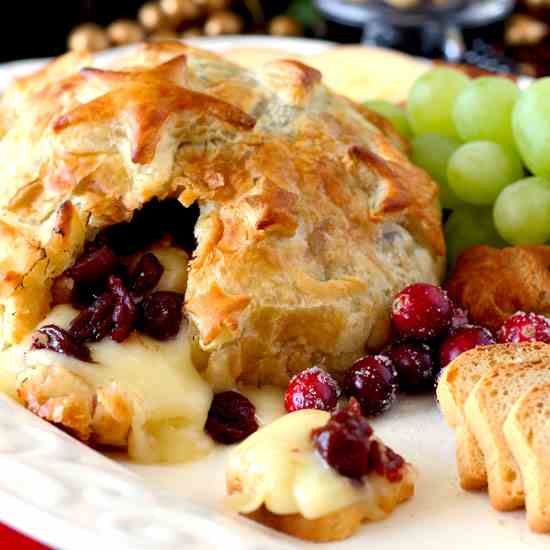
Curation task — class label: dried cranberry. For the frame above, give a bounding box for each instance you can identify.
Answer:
[31,325,92,363]
[368,440,405,483]
[384,342,436,394]
[392,283,452,340]
[69,292,115,343]
[343,355,398,417]
[498,311,550,344]
[66,245,117,285]
[138,291,184,341]
[439,324,495,367]
[205,391,258,444]
[131,253,164,296]
[285,367,340,413]
[108,276,137,343]
[312,399,374,480]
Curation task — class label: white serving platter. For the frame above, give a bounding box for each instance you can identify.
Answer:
[0,36,545,549]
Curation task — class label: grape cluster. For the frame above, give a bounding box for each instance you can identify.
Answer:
[365,70,550,268]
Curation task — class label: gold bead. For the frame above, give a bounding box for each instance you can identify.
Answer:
[160,0,202,21]
[138,2,167,31]
[181,27,204,38]
[68,23,110,53]
[204,11,243,36]
[268,15,303,37]
[107,19,146,46]
[148,29,179,42]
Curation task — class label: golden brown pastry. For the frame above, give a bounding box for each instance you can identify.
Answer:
[446,245,550,332]
[0,42,443,395]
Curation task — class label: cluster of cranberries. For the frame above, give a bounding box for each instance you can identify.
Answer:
[31,199,199,362]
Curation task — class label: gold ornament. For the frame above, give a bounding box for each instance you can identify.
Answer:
[107,19,146,46]
[68,23,110,53]
[138,2,167,31]
[204,11,243,36]
[268,15,303,37]
[148,29,179,42]
[160,0,202,26]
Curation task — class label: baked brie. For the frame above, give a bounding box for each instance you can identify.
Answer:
[0,42,444,458]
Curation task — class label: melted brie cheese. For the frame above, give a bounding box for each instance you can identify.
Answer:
[227,409,393,520]
[17,304,214,463]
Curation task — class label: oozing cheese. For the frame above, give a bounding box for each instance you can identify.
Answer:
[14,304,214,463]
[226,409,404,520]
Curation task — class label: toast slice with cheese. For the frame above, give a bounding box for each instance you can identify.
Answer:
[465,361,550,511]
[504,383,550,533]
[436,342,550,490]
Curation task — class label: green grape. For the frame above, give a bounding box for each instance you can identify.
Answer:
[407,68,469,138]
[447,141,523,206]
[364,100,412,139]
[445,206,506,268]
[410,133,465,209]
[493,177,550,245]
[512,78,550,178]
[453,76,519,147]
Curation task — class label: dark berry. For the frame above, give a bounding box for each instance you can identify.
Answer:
[312,399,374,479]
[131,253,164,296]
[439,324,495,367]
[285,367,340,413]
[205,391,258,444]
[343,355,398,416]
[384,342,436,393]
[66,245,117,285]
[392,283,452,340]
[138,291,184,341]
[69,292,115,343]
[498,311,550,344]
[31,325,92,363]
[108,276,137,343]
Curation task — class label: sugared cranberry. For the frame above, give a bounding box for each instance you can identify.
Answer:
[450,303,469,331]
[392,283,452,340]
[285,367,340,413]
[384,342,436,393]
[205,391,258,444]
[439,324,495,367]
[31,325,92,363]
[108,276,137,343]
[138,291,184,341]
[131,253,164,296]
[343,355,398,416]
[66,245,117,285]
[69,292,115,343]
[312,399,374,479]
[498,311,550,344]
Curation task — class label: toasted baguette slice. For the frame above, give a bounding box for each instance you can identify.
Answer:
[436,342,550,490]
[465,361,550,511]
[245,472,415,543]
[504,383,550,533]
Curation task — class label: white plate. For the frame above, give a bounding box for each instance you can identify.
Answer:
[0,36,545,550]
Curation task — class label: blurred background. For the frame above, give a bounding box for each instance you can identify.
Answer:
[2,0,550,76]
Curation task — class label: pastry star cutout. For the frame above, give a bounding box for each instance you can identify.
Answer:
[53,55,256,164]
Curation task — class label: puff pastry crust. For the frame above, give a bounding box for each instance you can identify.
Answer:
[0,42,444,387]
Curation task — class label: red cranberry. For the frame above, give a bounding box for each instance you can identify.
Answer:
[368,440,405,483]
[450,303,469,330]
[138,291,184,341]
[66,245,117,285]
[498,311,550,344]
[108,276,138,343]
[343,355,398,416]
[285,367,340,413]
[312,400,374,479]
[69,292,115,343]
[205,391,258,444]
[384,342,436,394]
[131,253,164,296]
[392,283,452,340]
[31,325,92,363]
[439,324,495,367]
